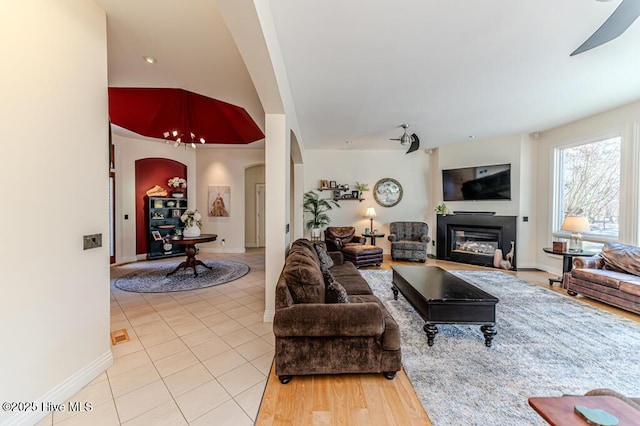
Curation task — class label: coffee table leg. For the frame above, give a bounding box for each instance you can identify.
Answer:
[480,325,497,347]
[424,324,438,346]
[391,285,399,300]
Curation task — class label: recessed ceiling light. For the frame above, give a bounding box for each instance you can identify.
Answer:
[143,56,157,64]
[345,140,351,144]
[468,135,476,139]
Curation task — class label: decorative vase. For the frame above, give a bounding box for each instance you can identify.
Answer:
[183,224,201,237]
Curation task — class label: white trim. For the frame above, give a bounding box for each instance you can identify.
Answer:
[263,309,275,322]
[3,351,113,426]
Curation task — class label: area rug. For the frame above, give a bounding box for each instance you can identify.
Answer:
[360,269,640,426]
[114,260,250,293]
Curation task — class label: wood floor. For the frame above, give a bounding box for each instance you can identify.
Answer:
[256,256,640,425]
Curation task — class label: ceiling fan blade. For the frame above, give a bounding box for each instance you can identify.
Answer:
[406,133,420,154]
[571,0,640,56]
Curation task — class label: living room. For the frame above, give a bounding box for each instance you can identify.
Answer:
[3,1,640,426]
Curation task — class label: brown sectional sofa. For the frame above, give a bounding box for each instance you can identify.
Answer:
[563,242,640,315]
[273,238,402,384]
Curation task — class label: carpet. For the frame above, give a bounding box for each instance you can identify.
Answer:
[360,269,640,426]
[114,260,250,293]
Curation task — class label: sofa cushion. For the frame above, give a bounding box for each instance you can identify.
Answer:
[600,242,640,277]
[323,270,349,303]
[314,242,334,272]
[283,250,325,303]
[570,268,633,290]
[619,279,640,297]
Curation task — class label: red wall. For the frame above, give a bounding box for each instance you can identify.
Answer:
[135,158,187,255]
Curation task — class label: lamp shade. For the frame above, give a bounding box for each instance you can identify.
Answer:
[365,207,377,218]
[561,216,590,233]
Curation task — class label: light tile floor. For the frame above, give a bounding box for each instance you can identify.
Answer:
[36,249,269,426]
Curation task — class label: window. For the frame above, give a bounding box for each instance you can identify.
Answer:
[553,135,621,243]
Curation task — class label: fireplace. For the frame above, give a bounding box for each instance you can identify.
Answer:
[436,213,517,269]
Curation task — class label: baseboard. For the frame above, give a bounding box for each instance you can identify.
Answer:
[3,350,113,426]
[263,309,274,322]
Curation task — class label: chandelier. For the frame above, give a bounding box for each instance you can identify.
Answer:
[163,130,206,149]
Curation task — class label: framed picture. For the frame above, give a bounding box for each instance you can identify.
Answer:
[329,181,337,188]
[333,190,341,199]
[373,177,403,207]
[208,185,231,217]
[351,190,360,199]
[344,193,351,199]
[172,209,181,218]
[151,230,162,241]
[320,179,329,189]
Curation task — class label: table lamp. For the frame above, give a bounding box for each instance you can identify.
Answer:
[561,216,590,252]
[365,207,377,234]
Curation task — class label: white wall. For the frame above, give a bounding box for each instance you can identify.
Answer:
[196,147,265,253]
[0,1,111,424]
[535,100,640,275]
[304,149,432,254]
[113,134,197,263]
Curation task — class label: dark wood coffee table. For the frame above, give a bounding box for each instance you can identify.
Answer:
[391,266,499,347]
[528,395,640,425]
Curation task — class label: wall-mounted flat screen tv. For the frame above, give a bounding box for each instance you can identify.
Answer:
[442,163,511,201]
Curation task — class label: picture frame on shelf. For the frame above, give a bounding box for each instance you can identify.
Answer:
[333,190,341,199]
[172,209,181,218]
[351,190,360,199]
[153,199,164,209]
[344,193,351,199]
[151,230,162,241]
[320,179,329,189]
[329,181,337,188]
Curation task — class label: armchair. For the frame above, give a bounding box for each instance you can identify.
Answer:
[388,221,430,262]
[324,226,365,252]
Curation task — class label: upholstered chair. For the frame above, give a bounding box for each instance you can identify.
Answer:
[387,222,430,262]
[324,226,365,252]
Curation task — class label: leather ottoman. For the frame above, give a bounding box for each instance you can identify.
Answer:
[341,244,383,268]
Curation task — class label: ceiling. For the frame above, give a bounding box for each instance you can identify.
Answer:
[97,0,640,151]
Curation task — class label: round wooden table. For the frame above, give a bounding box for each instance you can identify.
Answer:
[542,247,596,285]
[166,234,217,277]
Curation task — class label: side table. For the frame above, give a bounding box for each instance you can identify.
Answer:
[542,247,596,286]
[528,395,640,425]
[361,233,385,245]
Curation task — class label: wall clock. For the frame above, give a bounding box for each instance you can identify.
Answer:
[373,178,403,207]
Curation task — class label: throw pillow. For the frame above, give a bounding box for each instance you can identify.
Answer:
[601,242,640,276]
[323,270,349,304]
[314,242,335,272]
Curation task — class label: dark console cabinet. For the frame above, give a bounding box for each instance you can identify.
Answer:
[147,197,188,259]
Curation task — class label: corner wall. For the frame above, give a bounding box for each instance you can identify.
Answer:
[0,1,111,424]
[304,149,432,255]
[195,147,265,253]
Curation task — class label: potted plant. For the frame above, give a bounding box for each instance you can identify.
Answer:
[168,177,187,198]
[180,209,202,237]
[303,191,340,238]
[354,182,369,199]
[434,202,448,215]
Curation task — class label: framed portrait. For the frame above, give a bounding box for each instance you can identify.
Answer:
[333,190,341,199]
[172,209,181,218]
[151,230,162,241]
[351,190,360,199]
[208,185,231,217]
[329,181,337,188]
[320,179,329,189]
[373,178,403,207]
